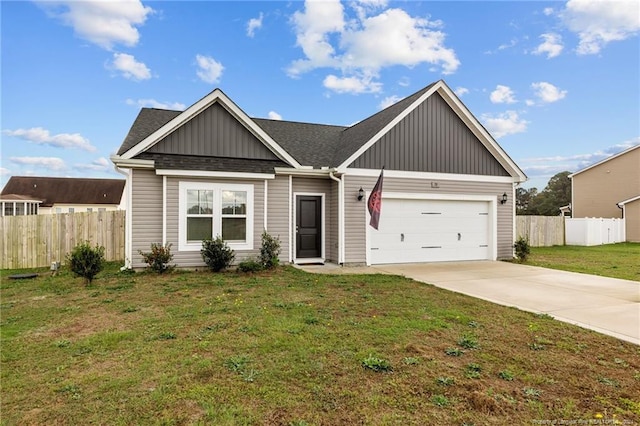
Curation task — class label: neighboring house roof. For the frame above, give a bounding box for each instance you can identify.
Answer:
[0,194,42,203]
[1,177,125,207]
[113,80,526,181]
[617,195,640,206]
[569,144,640,178]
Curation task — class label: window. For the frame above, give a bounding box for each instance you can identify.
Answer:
[56,208,62,214]
[98,208,106,212]
[87,208,93,212]
[4,203,14,216]
[178,182,253,251]
[68,208,75,213]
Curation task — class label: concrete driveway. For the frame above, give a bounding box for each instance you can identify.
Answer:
[371,261,640,345]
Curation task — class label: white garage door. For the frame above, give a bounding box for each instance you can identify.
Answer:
[368,198,491,265]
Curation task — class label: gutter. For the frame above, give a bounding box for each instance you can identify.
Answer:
[329,170,344,265]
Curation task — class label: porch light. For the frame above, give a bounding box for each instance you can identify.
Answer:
[357,187,364,201]
[500,193,508,204]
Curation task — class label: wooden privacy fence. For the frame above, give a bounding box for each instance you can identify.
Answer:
[0,211,125,269]
[516,215,565,247]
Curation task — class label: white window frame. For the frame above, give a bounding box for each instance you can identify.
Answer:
[178,181,254,252]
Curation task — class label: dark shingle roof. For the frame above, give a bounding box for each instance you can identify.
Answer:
[252,119,347,168]
[1,177,125,207]
[137,153,289,174]
[117,108,181,155]
[116,83,438,168]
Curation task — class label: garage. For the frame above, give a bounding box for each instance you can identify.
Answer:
[367,197,494,265]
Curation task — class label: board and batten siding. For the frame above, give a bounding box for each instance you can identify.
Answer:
[165,176,265,268]
[292,177,336,263]
[343,175,514,264]
[266,175,290,262]
[148,102,279,161]
[131,169,163,268]
[350,93,509,177]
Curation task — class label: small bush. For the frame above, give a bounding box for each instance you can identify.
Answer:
[260,231,281,269]
[138,243,174,273]
[201,237,235,272]
[66,241,105,285]
[237,259,263,273]
[513,237,531,262]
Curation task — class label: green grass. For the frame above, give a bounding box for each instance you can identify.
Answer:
[1,263,639,425]
[527,243,640,281]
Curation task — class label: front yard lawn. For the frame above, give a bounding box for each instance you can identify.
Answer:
[528,242,640,281]
[1,263,639,425]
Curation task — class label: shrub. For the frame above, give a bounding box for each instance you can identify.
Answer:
[514,237,531,262]
[201,237,235,272]
[67,241,105,285]
[237,258,263,273]
[259,231,281,269]
[138,243,174,273]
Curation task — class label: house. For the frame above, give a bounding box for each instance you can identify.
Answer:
[0,176,126,215]
[111,80,527,268]
[569,144,640,242]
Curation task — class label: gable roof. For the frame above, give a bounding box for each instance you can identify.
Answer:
[118,89,302,168]
[113,80,526,181]
[1,176,125,207]
[569,144,640,178]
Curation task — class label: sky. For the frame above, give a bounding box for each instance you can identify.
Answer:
[1,0,639,191]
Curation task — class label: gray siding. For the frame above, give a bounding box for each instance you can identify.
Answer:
[292,177,336,263]
[131,169,163,268]
[350,93,509,176]
[343,175,514,264]
[166,176,265,268]
[266,175,290,262]
[149,102,279,160]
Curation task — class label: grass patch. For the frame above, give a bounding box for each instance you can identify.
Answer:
[1,265,639,424]
[527,243,640,281]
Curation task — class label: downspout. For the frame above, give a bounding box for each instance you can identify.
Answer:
[114,165,132,270]
[329,171,344,265]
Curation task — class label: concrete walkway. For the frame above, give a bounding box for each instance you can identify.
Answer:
[296,261,640,345]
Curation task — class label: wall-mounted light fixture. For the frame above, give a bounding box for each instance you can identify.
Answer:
[357,187,364,201]
[500,192,508,204]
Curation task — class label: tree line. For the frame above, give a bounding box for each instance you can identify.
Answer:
[516,171,571,216]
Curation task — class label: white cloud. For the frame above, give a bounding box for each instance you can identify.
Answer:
[75,157,111,172]
[110,53,151,81]
[10,156,67,171]
[543,7,555,16]
[454,87,469,97]
[398,76,410,87]
[378,95,401,109]
[288,1,459,93]
[195,54,224,84]
[267,111,283,120]
[323,74,382,94]
[247,12,263,38]
[41,0,153,50]
[562,0,640,55]
[126,98,186,110]
[3,127,96,152]
[531,82,567,103]
[0,167,10,176]
[481,111,528,138]
[490,85,517,104]
[532,33,564,58]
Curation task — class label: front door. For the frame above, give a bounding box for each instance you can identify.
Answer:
[296,195,322,259]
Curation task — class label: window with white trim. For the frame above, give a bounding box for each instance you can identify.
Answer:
[179,182,254,251]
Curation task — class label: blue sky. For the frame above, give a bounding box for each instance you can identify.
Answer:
[1,0,639,190]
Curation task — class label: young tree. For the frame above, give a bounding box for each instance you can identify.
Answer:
[528,171,572,216]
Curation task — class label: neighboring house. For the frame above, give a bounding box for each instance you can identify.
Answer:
[0,176,126,215]
[111,80,527,268]
[569,144,640,242]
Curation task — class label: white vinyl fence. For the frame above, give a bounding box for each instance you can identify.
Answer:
[565,218,625,246]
